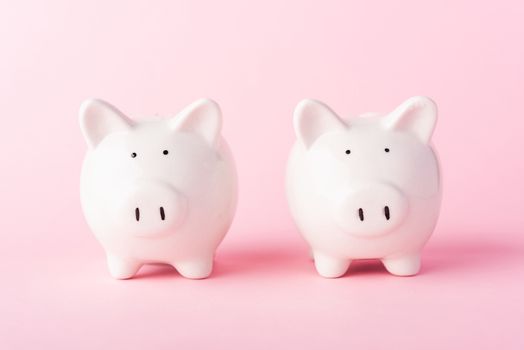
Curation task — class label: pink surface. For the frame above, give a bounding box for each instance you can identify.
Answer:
[1,0,523,349]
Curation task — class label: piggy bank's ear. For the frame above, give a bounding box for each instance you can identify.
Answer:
[383,96,438,144]
[294,99,347,148]
[79,99,133,149]
[170,98,222,147]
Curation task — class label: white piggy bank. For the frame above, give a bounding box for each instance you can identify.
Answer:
[79,98,237,279]
[287,97,441,278]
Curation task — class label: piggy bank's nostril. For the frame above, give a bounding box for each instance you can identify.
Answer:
[135,207,140,221]
[160,206,165,221]
[384,206,390,220]
[358,208,364,221]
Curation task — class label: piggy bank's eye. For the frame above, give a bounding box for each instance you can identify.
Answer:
[131,152,137,158]
[384,148,390,153]
[163,150,169,155]
[345,149,351,155]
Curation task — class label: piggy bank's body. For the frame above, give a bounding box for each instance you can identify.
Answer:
[80,99,237,279]
[287,97,441,278]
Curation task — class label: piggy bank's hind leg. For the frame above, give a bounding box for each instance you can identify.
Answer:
[173,257,214,279]
[312,251,351,278]
[106,254,142,279]
[382,253,421,276]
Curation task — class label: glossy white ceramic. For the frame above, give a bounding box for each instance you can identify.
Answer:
[287,97,441,278]
[80,98,237,279]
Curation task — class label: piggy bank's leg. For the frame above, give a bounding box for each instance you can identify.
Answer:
[106,254,142,279]
[382,253,421,276]
[313,251,351,278]
[173,257,214,279]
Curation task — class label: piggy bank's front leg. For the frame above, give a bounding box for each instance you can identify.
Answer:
[173,257,214,279]
[106,254,142,280]
[313,251,351,278]
[382,253,421,276]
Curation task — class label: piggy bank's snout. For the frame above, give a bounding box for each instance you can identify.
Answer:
[117,181,188,237]
[335,183,408,237]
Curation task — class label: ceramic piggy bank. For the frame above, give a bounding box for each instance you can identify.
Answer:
[79,98,237,279]
[287,96,441,278]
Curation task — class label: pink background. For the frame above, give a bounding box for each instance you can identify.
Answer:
[1,0,523,349]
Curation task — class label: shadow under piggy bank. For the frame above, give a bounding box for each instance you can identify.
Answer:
[122,230,524,279]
